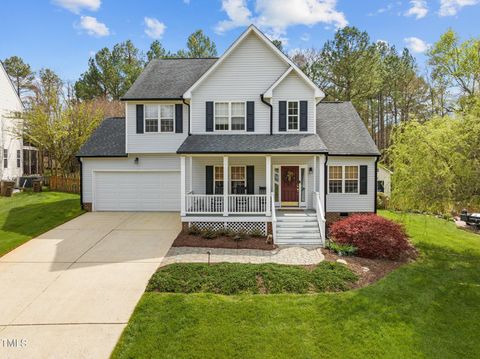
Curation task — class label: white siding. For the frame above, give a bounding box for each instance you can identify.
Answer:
[272,71,316,134]
[326,156,376,213]
[377,166,392,197]
[0,64,23,181]
[126,101,188,153]
[190,32,288,134]
[81,154,180,203]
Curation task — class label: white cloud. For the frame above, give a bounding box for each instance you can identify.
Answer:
[144,17,166,39]
[52,0,101,14]
[405,0,428,19]
[439,0,479,16]
[215,0,347,40]
[79,16,110,37]
[404,36,429,53]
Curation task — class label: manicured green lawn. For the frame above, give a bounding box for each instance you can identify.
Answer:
[0,190,84,257]
[112,211,480,359]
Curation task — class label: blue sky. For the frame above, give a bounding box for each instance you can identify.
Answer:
[1,0,478,82]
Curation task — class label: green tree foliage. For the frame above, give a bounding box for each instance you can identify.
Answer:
[177,30,217,58]
[272,39,283,52]
[147,40,168,62]
[2,56,35,97]
[75,40,145,100]
[389,108,480,213]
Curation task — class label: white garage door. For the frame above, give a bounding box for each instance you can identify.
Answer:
[94,171,180,211]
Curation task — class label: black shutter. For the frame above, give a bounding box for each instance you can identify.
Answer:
[300,101,308,131]
[360,165,368,195]
[206,102,214,132]
[279,101,286,131]
[206,166,214,194]
[247,101,255,132]
[246,166,254,194]
[136,104,144,134]
[175,104,183,133]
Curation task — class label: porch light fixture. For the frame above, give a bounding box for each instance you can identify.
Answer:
[309,167,313,174]
[134,157,139,165]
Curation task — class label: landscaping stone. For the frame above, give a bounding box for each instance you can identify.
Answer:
[362,266,370,272]
[336,259,348,265]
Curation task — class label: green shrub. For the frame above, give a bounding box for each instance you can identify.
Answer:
[377,192,389,210]
[260,264,311,294]
[249,229,264,237]
[328,241,358,256]
[311,262,358,291]
[216,228,234,237]
[233,230,248,241]
[201,228,217,239]
[187,225,202,236]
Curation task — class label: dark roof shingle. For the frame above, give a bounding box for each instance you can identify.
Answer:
[122,58,217,100]
[316,102,380,156]
[77,117,126,157]
[177,134,327,154]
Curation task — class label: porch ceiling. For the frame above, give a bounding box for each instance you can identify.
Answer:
[177,134,327,154]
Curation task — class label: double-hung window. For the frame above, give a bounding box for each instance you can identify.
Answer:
[328,165,359,194]
[287,101,299,131]
[214,166,224,194]
[214,102,246,131]
[17,150,21,168]
[230,166,246,193]
[3,149,7,169]
[144,104,174,133]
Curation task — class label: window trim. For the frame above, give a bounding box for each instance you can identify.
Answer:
[214,101,246,132]
[211,165,247,194]
[287,101,300,132]
[328,165,360,195]
[143,104,175,133]
[16,150,21,168]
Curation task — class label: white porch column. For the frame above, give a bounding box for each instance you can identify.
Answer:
[319,155,326,206]
[188,156,193,192]
[266,155,271,216]
[223,155,228,216]
[180,156,186,216]
[313,155,317,193]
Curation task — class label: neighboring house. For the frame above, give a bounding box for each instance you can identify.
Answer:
[377,164,392,197]
[0,61,23,183]
[77,25,380,245]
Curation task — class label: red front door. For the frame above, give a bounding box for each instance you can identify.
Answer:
[281,166,299,206]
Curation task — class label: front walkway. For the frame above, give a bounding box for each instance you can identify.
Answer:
[162,246,324,266]
[0,212,180,359]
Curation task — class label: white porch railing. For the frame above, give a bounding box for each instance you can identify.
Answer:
[185,194,268,215]
[271,192,277,241]
[313,191,326,244]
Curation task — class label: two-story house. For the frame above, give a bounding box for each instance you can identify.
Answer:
[77,25,380,245]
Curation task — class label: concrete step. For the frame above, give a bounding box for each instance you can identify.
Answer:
[277,217,317,222]
[277,229,320,235]
[275,238,323,245]
[276,232,322,239]
[276,222,318,228]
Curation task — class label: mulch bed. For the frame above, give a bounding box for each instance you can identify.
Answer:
[172,232,276,250]
[323,249,411,289]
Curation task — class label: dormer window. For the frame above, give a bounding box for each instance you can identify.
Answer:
[145,104,174,133]
[287,101,299,131]
[214,102,246,131]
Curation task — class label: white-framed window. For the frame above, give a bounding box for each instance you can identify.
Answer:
[328,165,359,194]
[287,101,299,131]
[214,166,224,194]
[214,102,246,131]
[230,166,246,193]
[3,149,7,169]
[17,150,21,168]
[144,104,175,133]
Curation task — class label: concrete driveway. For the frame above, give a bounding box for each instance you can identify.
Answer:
[0,212,180,358]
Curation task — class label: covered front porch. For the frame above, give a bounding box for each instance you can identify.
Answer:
[179,154,325,217]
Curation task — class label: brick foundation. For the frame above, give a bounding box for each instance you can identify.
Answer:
[82,203,92,212]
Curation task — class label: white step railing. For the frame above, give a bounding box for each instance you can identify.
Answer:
[313,191,326,244]
[271,192,277,242]
[185,194,268,215]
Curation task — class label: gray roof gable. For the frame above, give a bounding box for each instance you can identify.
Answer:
[77,117,126,157]
[316,101,380,156]
[122,58,217,100]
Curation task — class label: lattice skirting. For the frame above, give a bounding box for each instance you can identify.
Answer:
[189,221,267,235]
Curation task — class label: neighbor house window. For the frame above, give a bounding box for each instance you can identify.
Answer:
[328,166,342,193]
[144,104,174,133]
[214,102,246,131]
[3,149,7,168]
[17,150,21,168]
[287,101,299,130]
[344,166,359,193]
[214,166,224,194]
[230,166,246,194]
[329,165,360,194]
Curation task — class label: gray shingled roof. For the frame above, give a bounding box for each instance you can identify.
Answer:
[316,102,380,156]
[177,134,327,154]
[77,117,126,157]
[122,58,217,100]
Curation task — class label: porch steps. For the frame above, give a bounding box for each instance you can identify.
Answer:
[275,211,323,245]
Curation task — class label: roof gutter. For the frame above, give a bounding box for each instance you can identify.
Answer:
[260,94,273,135]
[374,156,379,214]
